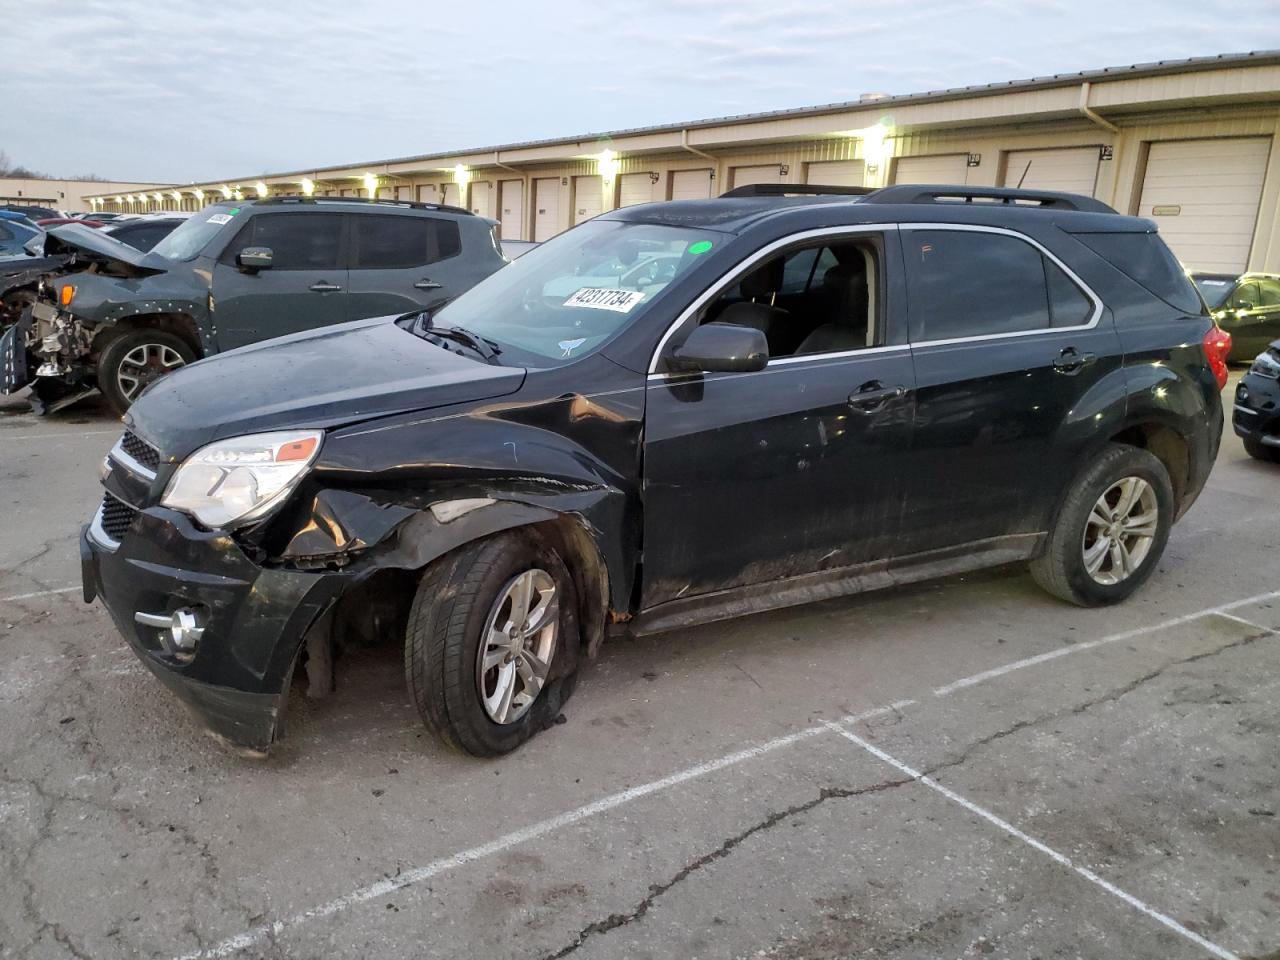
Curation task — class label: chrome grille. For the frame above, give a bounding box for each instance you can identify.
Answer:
[120,430,161,471]
[100,493,139,542]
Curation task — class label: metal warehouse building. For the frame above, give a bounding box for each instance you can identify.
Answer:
[89,51,1280,274]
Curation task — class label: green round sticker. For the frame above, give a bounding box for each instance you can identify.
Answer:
[688,240,714,255]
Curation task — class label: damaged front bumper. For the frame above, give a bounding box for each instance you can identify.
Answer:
[0,301,96,403]
[81,503,346,752]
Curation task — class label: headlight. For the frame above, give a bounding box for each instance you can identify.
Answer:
[1250,352,1280,379]
[161,431,322,529]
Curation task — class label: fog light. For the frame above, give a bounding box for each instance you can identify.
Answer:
[135,607,205,658]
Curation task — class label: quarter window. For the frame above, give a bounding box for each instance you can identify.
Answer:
[1232,281,1261,310]
[221,213,343,270]
[905,230,1089,341]
[1258,279,1280,307]
[352,215,462,269]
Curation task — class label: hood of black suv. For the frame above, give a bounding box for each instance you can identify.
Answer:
[45,223,168,276]
[127,314,527,457]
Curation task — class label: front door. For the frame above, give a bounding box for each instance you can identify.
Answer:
[210,212,347,350]
[641,229,915,609]
[898,226,1124,554]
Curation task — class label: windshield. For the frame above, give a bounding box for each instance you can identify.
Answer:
[432,219,724,365]
[151,204,239,261]
[1192,275,1236,309]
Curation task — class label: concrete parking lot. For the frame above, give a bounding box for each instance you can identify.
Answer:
[0,374,1276,960]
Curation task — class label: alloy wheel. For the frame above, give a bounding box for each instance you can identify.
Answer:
[116,343,188,402]
[475,568,558,724]
[1081,476,1159,585]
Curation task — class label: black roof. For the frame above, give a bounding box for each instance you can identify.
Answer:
[604,184,1144,234]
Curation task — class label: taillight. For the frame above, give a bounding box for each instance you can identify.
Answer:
[1203,326,1232,390]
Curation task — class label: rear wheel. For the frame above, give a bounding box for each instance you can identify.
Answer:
[1030,444,1174,606]
[1243,437,1280,463]
[404,531,579,756]
[96,329,195,415]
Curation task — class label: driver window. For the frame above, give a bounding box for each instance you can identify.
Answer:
[701,240,879,358]
[1232,281,1260,310]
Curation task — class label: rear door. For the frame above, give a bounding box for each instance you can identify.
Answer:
[210,212,347,349]
[641,227,915,608]
[898,225,1121,554]
[344,213,470,321]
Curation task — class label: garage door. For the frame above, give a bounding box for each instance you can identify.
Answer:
[671,169,713,200]
[417,184,439,204]
[499,180,523,240]
[573,175,602,224]
[469,180,493,218]
[534,178,561,241]
[396,185,413,201]
[618,173,656,207]
[894,154,969,185]
[1003,147,1101,196]
[731,164,782,189]
[443,183,461,208]
[807,160,865,187]
[1138,137,1272,273]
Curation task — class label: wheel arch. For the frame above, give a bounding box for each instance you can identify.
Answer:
[90,311,205,359]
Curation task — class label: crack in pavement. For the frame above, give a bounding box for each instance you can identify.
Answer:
[537,626,1278,960]
[538,776,916,960]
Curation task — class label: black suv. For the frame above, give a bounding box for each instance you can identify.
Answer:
[1,197,506,413]
[80,184,1228,757]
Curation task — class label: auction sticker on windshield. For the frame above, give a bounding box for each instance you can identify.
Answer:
[563,288,646,313]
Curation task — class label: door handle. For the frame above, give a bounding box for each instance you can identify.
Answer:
[848,380,906,412]
[1053,347,1097,374]
[414,279,443,290]
[308,281,342,293]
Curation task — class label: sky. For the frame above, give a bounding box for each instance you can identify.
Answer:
[4,0,1279,184]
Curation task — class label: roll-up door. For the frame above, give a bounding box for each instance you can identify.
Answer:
[806,160,865,187]
[533,177,561,241]
[618,173,656,207]
[670,169,713,200]
[893,154,969,185]
[1137,137,1271,273]
[1003,147,1101,196]
[499,180,523,240]
[573,175,602,223]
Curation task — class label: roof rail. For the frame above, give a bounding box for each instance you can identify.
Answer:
[864,184,1116,214]
[253,194,475,217]
[720,183,876,198]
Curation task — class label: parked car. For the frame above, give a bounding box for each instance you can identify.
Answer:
[37,217,106,229]
[1190,271,1280,361]
[80,183,1228,757]
[103,216,186,252]
[1232,340,1280,462]
[0,196,504,413]
[78,211,123,222]
[1,203,59,221]
[0,210,44,257]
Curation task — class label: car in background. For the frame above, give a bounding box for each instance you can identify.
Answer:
[1,203,60,221]
[1232,340,1280,462]
[38,217,106,229]
[75,212,122,221]
[2,196,507,413]
[0,210,44,257]
[103,216,186,252]
[1191,271,1280,362]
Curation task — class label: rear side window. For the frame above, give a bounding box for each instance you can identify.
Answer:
[905,230,1092,340]
[221,213,343,270]
[1259,278,1280,307]
[351,215,461,269]
[1074,231,1200,313]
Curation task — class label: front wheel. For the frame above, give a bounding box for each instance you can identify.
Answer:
[1030,444,1174,607]
[96,329,195,415]
[1243,437,1280,463]
[405,531,579,756]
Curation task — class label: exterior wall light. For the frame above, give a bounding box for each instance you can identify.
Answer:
[597,148,618,182]
[453,164,470,187]
[362,172,378,197]
[255,181,269,198]
[220,185,233,199]
[194,189,205,204]
[300,178,316,197]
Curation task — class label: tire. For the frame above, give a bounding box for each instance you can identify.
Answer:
[1243,437,1280,463]
[404,530,580,756]
[1030,444,1174,607]
[96,329,196,415]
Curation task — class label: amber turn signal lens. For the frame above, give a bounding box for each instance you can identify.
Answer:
[59,285,75,307]
[275,437,319,462]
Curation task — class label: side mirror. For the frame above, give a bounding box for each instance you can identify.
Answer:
[236,246,273,272]
[670,322,768,373]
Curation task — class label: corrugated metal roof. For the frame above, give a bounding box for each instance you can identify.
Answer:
[142,49,1280,190]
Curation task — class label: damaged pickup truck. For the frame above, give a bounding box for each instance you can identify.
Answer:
[82,184,1226,757]
[2,196,505,414]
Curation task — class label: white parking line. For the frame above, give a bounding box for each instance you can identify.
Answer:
[0,429,118,442]
[0,586,79,603]
[172,702,911,960]
[825,723,1241,960]
[932,589,1280,697]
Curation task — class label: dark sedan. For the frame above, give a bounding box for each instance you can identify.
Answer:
[1233,340,1280,462]
[1192,272,1280,362]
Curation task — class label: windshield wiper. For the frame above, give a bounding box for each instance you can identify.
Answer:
[425,325,502,363]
